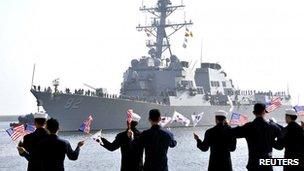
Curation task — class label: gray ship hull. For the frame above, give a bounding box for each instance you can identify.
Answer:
[32,91,290,131]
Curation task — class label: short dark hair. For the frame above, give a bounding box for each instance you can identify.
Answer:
[149,109,161,122]
[46,118,59,134]
[253,103,267,115]
[215,116,226,122]
[34,118,46,126]
[286,115,297,121]
[130,121,138,128]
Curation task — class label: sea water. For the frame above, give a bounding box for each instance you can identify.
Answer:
[0,122,284,171]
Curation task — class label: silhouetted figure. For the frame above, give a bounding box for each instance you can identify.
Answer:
[130,109,177,171]
[231,103,282,171]
[194,110,236,171]
[17,112,49,171]
[39,118,84,171]
[276,109,304,171]
[96,113,143,171]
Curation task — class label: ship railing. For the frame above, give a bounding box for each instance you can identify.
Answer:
[32,85,168,106]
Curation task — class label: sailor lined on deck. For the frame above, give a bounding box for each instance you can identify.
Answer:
[194,110,236,171]
[129,109,177,171]
[17,112,49,171]
[231,103,282,171]
[96,112,144,171]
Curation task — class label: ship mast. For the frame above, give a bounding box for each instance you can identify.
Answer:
[137,0,193,59]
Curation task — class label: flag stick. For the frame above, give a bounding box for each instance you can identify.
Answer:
[127,122,131,130]
[83,129,102,141]
[83,133,93,141]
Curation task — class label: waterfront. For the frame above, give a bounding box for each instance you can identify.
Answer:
[0,121,284,171]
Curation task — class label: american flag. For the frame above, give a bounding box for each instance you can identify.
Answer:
[230,113,248,126]
[6,124,27,141]
[126,109,133,124]
[25,124,36,134]
[79,115,93,133]
[294,105,304,116]
[266,97,282,113]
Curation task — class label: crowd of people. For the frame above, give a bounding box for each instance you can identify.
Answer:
[17,103,304,171]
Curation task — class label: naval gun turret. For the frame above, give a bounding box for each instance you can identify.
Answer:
[84,83,107,97]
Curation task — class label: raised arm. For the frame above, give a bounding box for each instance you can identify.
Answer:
[194,131,210,152]
[168,131,177,148]
[273,125,285,150]
[66,140,83,160]
[101,134,122,151]
[230,123,249,139]
[18,136,31,161]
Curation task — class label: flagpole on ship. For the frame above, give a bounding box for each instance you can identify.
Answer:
[30,63,40,112]
[31,63,36,90]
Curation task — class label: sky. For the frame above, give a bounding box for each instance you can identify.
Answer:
[1,0,304,115]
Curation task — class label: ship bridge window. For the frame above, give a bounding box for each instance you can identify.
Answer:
[211,81,220,87]
[222,81,226,87]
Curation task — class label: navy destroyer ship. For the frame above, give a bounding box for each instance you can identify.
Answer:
[30,0,291,131]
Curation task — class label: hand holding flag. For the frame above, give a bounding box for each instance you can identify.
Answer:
[126,109,133,129]
[91,129,103,145]
[17,146,28,155]
[193,133,199,140]
[77,141,85,148]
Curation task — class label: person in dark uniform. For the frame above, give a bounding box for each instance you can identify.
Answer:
[38,118,84,171]
[17,112,49,171]
[193,110,236,171]
[129,109,177,171]
[96,112,144,171]
[276,109,304,171]
[231,103,282,171]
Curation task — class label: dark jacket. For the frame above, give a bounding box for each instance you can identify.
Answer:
[20,127,48,171]
[101,128,144,171]
[38,134,80,171]
[232,117,282,171]
[276,121,304,171]
[132,124,177,171]
[196,123,236,171]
